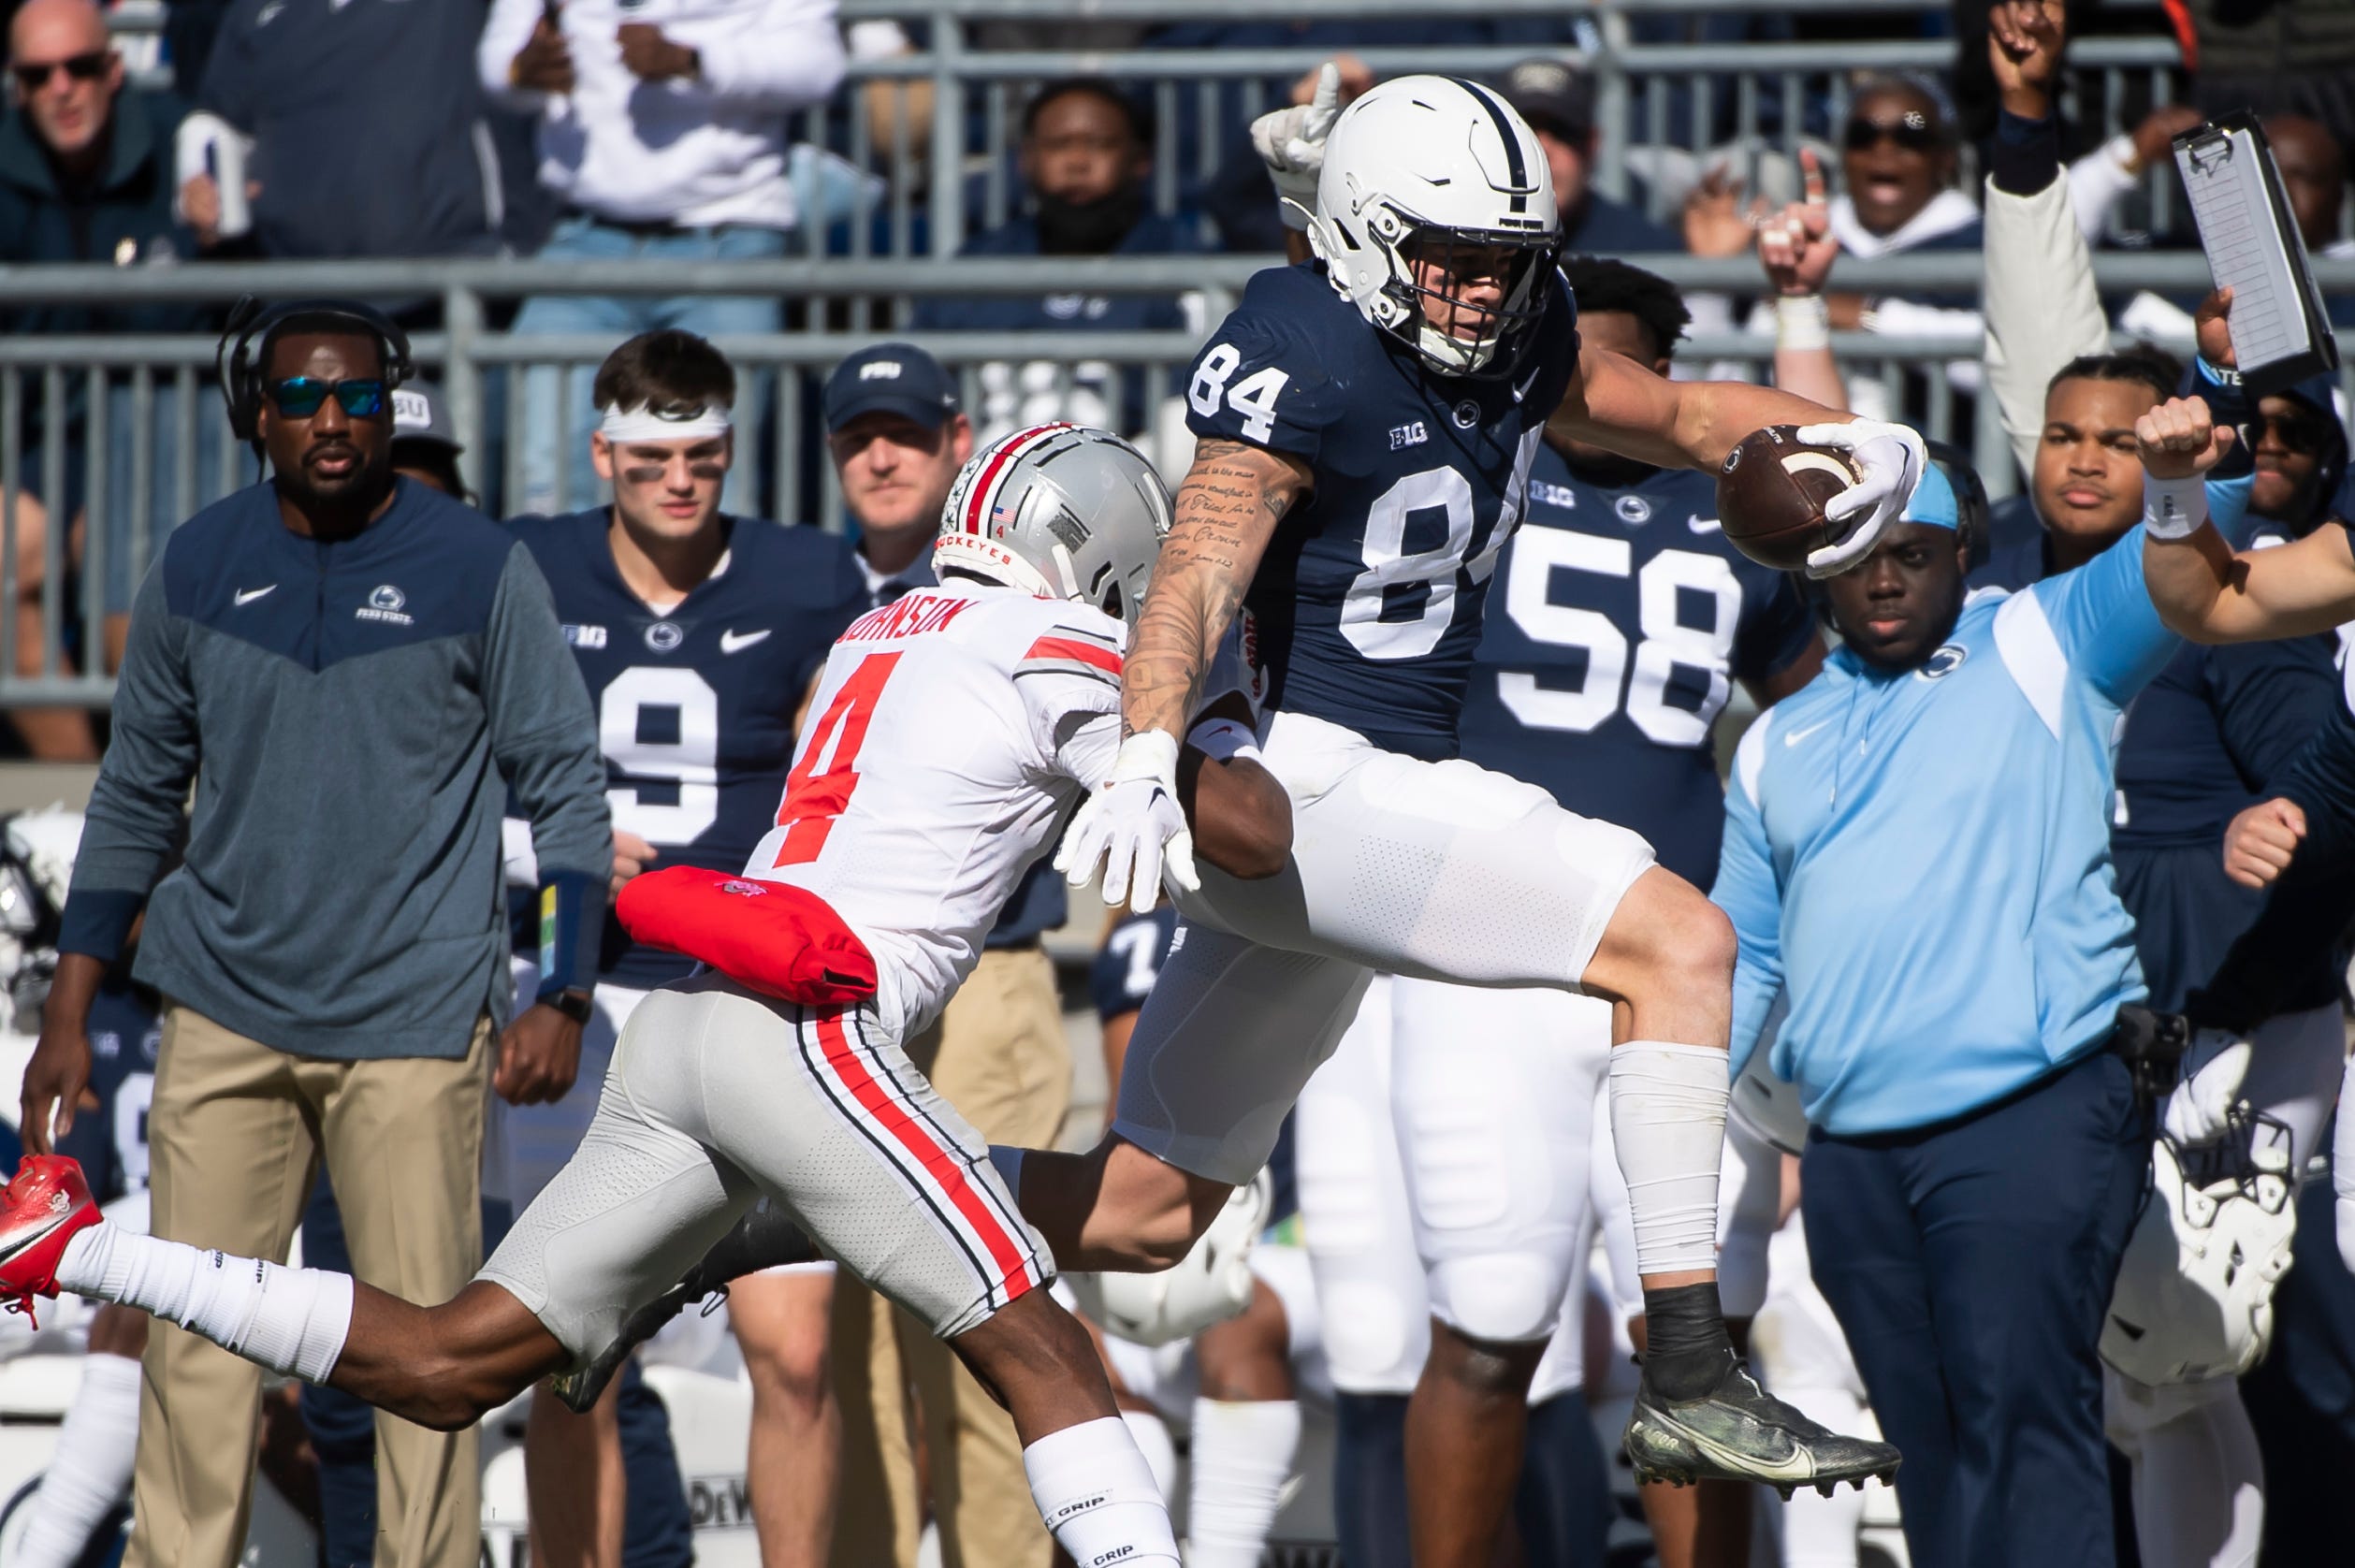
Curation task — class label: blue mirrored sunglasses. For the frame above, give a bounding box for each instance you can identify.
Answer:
[266,377,389,419]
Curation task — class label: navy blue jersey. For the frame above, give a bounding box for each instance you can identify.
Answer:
[1089,907,1180,1023]
[55,977,160,1204]
[1455,451,1814,886]
[1185,262,1580,760]
[2114,633,2338,849]
[513,511,868,987]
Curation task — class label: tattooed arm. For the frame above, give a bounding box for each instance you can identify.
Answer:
[1124,438,1314,740]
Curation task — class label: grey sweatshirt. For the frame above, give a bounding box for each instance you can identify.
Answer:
[60,478,610,1059]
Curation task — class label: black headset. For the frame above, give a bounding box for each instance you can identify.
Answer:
[216,296,415,448]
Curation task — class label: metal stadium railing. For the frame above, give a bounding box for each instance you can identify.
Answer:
[99,0,2204,259]
[1,251,2349,705]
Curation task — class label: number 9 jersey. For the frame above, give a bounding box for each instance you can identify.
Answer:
[1185,261,1580,761]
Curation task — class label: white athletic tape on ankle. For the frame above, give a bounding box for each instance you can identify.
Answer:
[1187,1399,1303,1568]
[1609,1041,1731,1276]
[1024,1416,1181,1566]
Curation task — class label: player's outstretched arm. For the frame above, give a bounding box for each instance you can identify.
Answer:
[1126,440,1308,742]
[1552,341,1925,578]
[1179,698,1292,881]
[2144,507,2355,644]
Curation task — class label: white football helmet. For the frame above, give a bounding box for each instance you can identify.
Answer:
[934,423,1172,625]
[2101,1130,2297,1387]
[1062,1169,1272,1348]
[1730,1050,1810,1157]
[1308,74,1560,379]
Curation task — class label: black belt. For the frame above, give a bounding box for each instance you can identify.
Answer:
[574,209,702,239]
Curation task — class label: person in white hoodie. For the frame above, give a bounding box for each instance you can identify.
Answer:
[480,0,846,516]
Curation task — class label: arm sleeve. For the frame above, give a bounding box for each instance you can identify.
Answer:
[1982,132,2114,483]
[1184,307,1346,462]
[1710,727,1785,1082]
[482,544,612,990]
[2275,668,2355,864]
[2208,636,2340,789]
[477,0,548,111]
[2029,525,2180,706]
[2063,136,2142,246]
[57,567,199,961]
[686,0,848,109]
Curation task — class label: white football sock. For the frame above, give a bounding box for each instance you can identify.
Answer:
[56,1223,352,1383]
[1023,1416,1180,1566]
[12,1351,141,1568]
[1608,1042,1730,1276]
[1122,1407,1179,1503]
[1187,1398,1302,1568]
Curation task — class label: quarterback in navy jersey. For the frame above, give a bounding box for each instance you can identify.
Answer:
[1026,74,1923,1501]
[511,506,865,989]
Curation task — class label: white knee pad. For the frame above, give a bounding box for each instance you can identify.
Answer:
[1428,1253,1571,1345]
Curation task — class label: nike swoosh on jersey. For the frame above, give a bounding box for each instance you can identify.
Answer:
[1784,719,1832,748]
[720,629,773,654]
[1688,515,1723,534]
[234,585,277,606]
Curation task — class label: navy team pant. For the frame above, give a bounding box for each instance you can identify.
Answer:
[1801,1046,2148,1568]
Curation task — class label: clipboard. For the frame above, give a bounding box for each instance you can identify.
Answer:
[2172,112,2340,396]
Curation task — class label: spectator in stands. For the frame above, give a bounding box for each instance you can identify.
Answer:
[911,78,1205,441]
[182,0,502,262]
[19,299,613,1568]
[1497,57,1680,254]
[1,0,216,760]
[483,0,846,515]
[804,342,1077,1568]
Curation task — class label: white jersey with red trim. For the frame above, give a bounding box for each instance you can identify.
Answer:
[741,582,1125,1034]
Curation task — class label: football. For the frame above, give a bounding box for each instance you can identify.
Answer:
[1715,426,1864,573]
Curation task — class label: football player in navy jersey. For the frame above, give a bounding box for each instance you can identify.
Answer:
[1025,74,1924,1492]
[501,328,867,1568]
[1327,256,1824,1568]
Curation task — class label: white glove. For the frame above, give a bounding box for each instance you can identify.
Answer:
[1794,419,1928,579]
[1054,731,1200,916]
[2162,1029,2253,1147]
[1249,62,1342,231]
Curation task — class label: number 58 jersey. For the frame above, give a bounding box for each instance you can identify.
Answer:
[1185,261,1581,762]
[743,586,1127,1036]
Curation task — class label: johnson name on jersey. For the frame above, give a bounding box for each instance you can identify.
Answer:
[1185,261,1580,760]
[1456,450,1814,886]
[513,510,869,987]
[742,586,1127,1035]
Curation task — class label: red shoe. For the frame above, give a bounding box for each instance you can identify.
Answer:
[0,1155,98,1328]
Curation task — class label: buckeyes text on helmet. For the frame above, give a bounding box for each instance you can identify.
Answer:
[934,424,1174,625]
[1307,74,1562,379]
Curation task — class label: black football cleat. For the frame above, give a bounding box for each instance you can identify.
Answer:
[548,1203,820,1413]
[1623,1348,1899,1494]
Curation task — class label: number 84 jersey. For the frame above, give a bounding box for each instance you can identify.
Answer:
[1185,261,1580,761]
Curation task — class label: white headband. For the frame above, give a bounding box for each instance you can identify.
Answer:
[598,402,734,444]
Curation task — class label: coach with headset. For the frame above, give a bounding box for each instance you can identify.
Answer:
[19,299,613,1568]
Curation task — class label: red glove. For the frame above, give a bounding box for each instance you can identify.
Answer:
[617,866,877,1007]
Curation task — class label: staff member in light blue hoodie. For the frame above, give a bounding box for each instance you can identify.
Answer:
[1710,403,2249,1568]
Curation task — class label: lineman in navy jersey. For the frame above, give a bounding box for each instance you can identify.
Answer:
[499,329,864,1568]
[1028,75,1924,1496]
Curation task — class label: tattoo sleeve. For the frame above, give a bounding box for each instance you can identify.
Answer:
[1126,438,1304,740]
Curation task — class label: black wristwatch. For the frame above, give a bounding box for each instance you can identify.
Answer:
[547,986,594,1024]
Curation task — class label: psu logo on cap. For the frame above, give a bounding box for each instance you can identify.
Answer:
[860,361,903,380]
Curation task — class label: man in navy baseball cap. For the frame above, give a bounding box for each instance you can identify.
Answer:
[821,342,965,443]
[819,342,974,601]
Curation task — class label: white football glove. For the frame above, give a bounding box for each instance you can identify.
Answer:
[1794,419,1928,579]
[1250,62,1343,232]
[2162,1029,2253,1148]
[1055,730,1200,916]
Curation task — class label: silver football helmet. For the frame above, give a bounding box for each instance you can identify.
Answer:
[934,423,1173,625]
[1308,74,1560,378]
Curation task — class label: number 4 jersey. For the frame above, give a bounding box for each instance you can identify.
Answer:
[741,585,1130,1035]
[513,510,870,987]
[1185,261,1581,761]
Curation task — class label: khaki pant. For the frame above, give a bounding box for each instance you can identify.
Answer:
[829,946,1070,1568]
[127,1003,491,1568]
